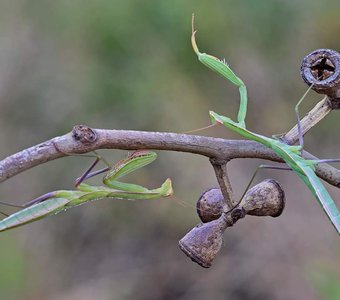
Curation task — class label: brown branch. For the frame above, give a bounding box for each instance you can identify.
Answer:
[283,96,332,145]
[209,159,235,209]
[1,125,340,188]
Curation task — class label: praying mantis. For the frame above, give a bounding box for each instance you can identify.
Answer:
[0,150,173,232]
[191,16,340,234]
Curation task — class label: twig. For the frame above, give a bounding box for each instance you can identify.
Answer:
[283,96,332,145]
[209,159,235,209]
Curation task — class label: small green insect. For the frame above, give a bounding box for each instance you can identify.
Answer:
[191,15,340,235]
[0,151,173,232]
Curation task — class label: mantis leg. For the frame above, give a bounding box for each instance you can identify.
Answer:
[0,197,72,232]
[23,191,58,207]
[0,199,27,216]
[74,150,113,187]
[101,151,160,193]
[28,151,158,206]
[0,204,21,219]
[312,159,340,164]
[0,202,24,208]
[75,157,107,187]
[76,150,173,198]
[0,151,173,232]
[234,164,292,211]
[191,14,247,128]
[0,192,58,217]
[6,151,165,211]
[0,152,110,210]
[0,196,44,218]
[303,158,340,170]
[75,150,156,188]
[294,83,317,151]
[182,124,217,135]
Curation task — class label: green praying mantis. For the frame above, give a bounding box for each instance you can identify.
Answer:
[0,150,173,232]
[191,15,340,235]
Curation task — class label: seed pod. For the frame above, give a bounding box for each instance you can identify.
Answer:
[301,49,340,100]
[196,179,285,222]
[239,179,285,217]
[179,214,227,268]
[196,188,224,223]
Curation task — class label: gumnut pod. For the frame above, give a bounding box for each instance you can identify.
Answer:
[179,214,227,268]
[301,49,340,99]
[239,179,285,217]
[196,188,224,223]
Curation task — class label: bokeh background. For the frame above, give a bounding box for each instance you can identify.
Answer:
[0,1,339,299]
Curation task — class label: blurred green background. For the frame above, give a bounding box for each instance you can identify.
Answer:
[0,0,340,299]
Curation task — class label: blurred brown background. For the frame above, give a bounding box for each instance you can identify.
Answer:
[0,1,339,299]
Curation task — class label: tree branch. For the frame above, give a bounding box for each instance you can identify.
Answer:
[1,125,340,188]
